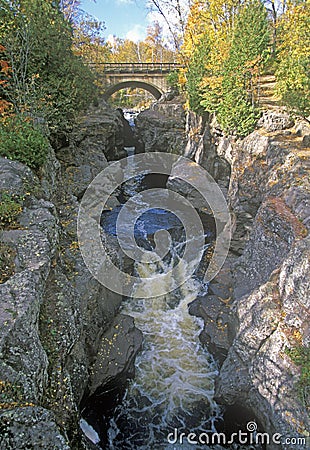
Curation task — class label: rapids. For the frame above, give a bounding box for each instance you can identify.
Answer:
[108,259,221,449]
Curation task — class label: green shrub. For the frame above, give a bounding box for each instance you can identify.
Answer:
[286,345,310,405]
[0,115,48,169]
[167,71,180,90]
[216,86,259,137]
[0,192,23,228]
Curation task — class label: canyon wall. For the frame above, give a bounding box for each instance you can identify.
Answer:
[186,109,310,448]
[0,103,142,449]
[1,96,309,449]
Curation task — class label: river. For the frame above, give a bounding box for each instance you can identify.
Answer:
[96,149,221,449]
[79,116,266,449]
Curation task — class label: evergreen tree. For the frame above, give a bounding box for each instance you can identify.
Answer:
[215,0,270,135]
[186,33,211,113]
[182,0,270,135]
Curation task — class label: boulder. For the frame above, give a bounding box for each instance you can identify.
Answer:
[135,98,187,154]
[257,110,294,132]
[0,230,53,403]
[0,157,42,199]
[89,314,143,395]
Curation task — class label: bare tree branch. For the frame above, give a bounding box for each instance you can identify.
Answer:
[147,0,193,52]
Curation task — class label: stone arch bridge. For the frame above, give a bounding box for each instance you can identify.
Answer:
[90,62,182,100]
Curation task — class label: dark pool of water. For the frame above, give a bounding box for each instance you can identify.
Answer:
[101,206,183,237]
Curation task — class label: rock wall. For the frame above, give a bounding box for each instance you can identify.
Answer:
[0,102,142,449]
[186,110,310,448]
[135,95,187,154]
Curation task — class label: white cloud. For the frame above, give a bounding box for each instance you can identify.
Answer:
[107,34,118,46]
[125,24,147,42]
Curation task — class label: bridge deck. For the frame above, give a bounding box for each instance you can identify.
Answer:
[89,62,183,74]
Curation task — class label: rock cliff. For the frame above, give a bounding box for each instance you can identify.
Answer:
[0,102,142,449]
[137,97,309,447]
[135,95,187,154]
[1,95,309,450]
[186,110,310,448]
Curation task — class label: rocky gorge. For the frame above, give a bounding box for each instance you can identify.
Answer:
[0,96,309,449]
[139,98,309,448]
[181,107,310,448]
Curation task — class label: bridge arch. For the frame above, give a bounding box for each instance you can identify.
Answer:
[102,80,163,101]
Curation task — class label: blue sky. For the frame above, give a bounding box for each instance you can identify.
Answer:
[80,0,150,42]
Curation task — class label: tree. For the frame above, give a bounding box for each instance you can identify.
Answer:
[276,0,310,118]
[225,0,270,105]
[212,0,270,135]
[262,0,287,55]
[145,21,163,62]
[72,13,109,63]
[108,26,175,64]
[185,33,211,113]
[0,0,97,132]
[147,0,193,51]
[109,38,141,62]
[182,0,270,135]
[59,0,81,23]
[181,0,244,114]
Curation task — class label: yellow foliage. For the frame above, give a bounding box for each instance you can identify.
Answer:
[276,0,310,116]
[181,0,242,87]
[279,1,310,60]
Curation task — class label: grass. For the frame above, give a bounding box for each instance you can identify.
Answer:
[0,192,23,229]
[0,242,16,284]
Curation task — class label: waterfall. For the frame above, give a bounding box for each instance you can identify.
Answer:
[108,255,220,449]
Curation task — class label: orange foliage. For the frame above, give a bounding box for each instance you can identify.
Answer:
[0,46,13,116]
[0,100,12,115]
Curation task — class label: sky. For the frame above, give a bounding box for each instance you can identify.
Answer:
[80,0,151,43]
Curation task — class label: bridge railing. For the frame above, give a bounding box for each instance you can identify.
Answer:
[89,62,184,74]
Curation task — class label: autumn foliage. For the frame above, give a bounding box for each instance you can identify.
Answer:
[0,0,308,161]
[0,0,97,133]
[0,45,12,116]
[180,0,270,135]
[276,0,310,118]
[180,0,310,135]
